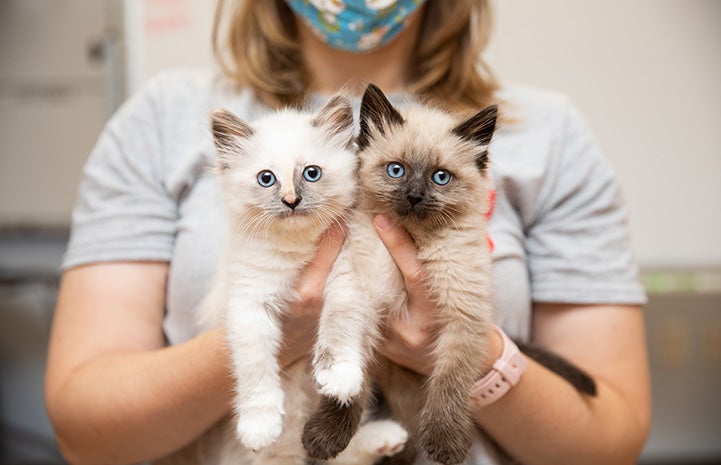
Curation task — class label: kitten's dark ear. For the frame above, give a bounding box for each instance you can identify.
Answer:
[452,105,498,170]
[357,83,404,151]
[311,94,354,147]
[211,109,254,170]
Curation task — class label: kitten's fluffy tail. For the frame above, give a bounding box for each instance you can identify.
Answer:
[516,342,597,396]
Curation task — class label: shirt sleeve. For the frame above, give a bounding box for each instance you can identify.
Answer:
[525,101,647,305]
[62,76,178,269]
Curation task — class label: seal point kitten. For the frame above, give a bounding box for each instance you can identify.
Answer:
[303,84,498,465]
[302,85,597,465]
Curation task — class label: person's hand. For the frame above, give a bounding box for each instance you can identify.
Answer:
[278,223,346,368]
[373,214,439,377]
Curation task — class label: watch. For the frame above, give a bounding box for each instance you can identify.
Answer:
[471,325,527,407]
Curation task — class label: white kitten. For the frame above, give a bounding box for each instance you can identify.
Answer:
[194,95,407,465]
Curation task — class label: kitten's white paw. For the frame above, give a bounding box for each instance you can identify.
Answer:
[314,360,363,403]
[356,419,408,457]
[235,407,284,451]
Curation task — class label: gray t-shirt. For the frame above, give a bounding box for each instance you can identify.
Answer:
[62,69,646,463]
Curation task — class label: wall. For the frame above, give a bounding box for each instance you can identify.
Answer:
[124,0,217,94]
[0,0,124,227]
[486,0,721,269]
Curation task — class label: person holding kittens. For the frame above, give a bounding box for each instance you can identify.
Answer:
[44,1,651,465]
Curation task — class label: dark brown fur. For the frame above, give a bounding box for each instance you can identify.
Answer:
[517,342,597,396]
[302,395,365,460]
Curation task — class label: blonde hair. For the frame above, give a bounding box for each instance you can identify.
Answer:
[212,0,498,111]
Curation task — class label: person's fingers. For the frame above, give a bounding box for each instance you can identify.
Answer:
[379,315,436,377]
[373,214,426,290]
[309,222,346,275]
[295,222,346,305]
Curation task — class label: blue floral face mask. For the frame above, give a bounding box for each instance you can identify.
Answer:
[285,0,426,53]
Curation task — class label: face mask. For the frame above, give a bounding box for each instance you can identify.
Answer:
[285,0,426,53]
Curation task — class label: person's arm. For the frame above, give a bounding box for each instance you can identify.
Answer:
[374,215,651,465]
[474,302,650,465]
[44,261,232,465]
[45,226,345,465]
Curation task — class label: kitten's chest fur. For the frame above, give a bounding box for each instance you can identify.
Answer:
[224,229,319,290]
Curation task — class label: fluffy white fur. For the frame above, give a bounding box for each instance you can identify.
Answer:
[188,95,408,465]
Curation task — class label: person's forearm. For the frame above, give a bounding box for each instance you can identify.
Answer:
[474,358,647,465]
[46,328,232,465]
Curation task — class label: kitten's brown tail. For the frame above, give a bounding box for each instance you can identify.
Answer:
[482,344,597,465]
[516,342,597,396]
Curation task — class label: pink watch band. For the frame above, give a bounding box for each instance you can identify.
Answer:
[471,325,527,407]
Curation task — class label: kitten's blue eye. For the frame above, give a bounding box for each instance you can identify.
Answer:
[386,163,405,179]
[431,170,452,186]
[257,170,276,187]
[303,165,322,182]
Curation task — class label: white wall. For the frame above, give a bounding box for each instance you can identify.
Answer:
[0,1,117,226]
[124,0,216,94]
[486,0,721,269]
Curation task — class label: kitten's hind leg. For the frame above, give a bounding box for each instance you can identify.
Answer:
[375,445,417,465]
[374,360,424,465]
[330,419,408,465]
[227,297,286,451]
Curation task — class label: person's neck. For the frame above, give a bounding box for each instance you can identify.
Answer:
[297,11,423,97]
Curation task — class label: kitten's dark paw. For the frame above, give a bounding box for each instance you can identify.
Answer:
[418,415,472,465]
[302,395,362,460]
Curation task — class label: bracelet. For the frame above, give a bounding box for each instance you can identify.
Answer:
[471,325,527,407]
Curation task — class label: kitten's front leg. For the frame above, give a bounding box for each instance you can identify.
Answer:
[311,251,377,404]
[311,300,367,404]
[226,294,285,451]
[417,316,491,465]
[406,234,495,464]
[303,252,377,459]
[330,419,408,465]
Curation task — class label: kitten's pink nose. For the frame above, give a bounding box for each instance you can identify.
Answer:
[282,196,302,210]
